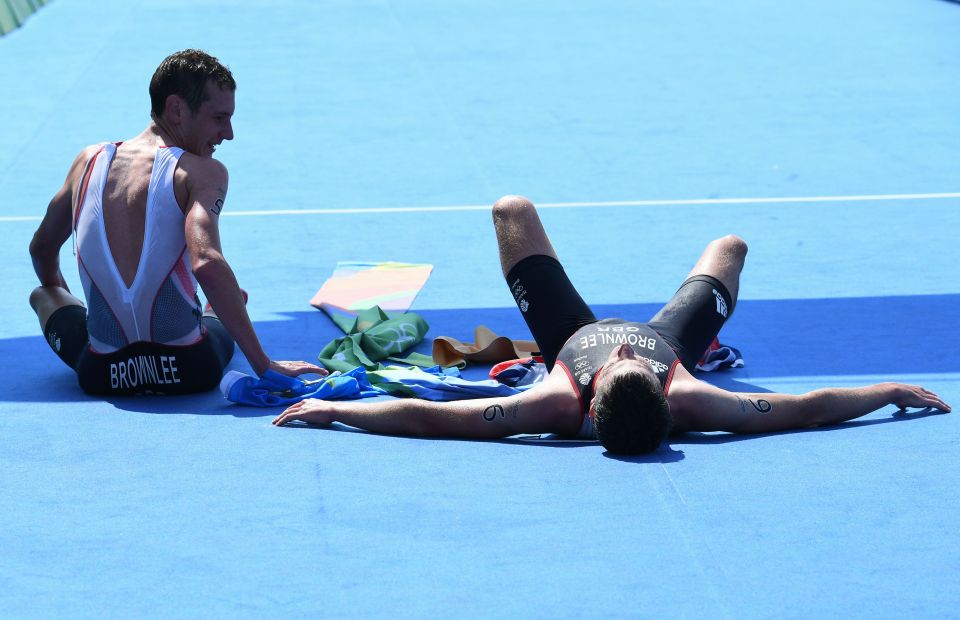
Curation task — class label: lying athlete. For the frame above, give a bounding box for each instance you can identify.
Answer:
[273,196,950,453]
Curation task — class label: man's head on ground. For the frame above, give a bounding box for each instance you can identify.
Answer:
[149,49,236,157]
[592,344,672,454]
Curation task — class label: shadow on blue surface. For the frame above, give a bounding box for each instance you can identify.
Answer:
[672,407,948,445]
[276,419,600,449]
[670,409,947,444]
[590,294,959,378]
[420,293,959,378]
[597,408,945,460]
[604,445,687,463]
[6,293,957,409]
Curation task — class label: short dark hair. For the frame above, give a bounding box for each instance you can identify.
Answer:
[593,369,672,454]
[149,49,236,119]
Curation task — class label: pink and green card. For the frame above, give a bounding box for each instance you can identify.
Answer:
[310,261,433,316]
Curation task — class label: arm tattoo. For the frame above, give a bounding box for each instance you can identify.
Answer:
[482,404,505,422]
[210,188,226,216]
[737,395,772,414]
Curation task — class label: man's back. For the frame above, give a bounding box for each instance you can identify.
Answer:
[74,138,202,352]
[100,139,162,286]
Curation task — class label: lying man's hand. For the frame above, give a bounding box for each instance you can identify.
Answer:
[887,383,952,412]
[273,398,334,426]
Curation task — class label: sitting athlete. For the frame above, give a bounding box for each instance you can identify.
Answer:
[273,196,951,453]
[29,49,325,395]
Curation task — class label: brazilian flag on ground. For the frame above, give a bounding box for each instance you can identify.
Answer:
[318,306,436,373]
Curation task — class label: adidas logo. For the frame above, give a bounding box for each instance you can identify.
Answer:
[712,289,728,318]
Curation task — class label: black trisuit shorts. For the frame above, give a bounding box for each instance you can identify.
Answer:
[504,254,734,371]
[43,305,235,395]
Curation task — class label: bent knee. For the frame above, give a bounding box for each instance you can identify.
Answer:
[714,234,748,258]
[29,286,47,308]
[492,194,536,221]
[30,285,67,310]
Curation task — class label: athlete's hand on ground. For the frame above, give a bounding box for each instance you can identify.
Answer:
[268,360,329,377]
[888,383,951,412]
[273,399,334,426]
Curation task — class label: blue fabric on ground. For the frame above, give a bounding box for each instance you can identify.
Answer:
[371,365,527,400]
[222,365,529,407]
[220,368,376,407]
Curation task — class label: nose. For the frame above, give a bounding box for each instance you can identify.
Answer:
[223,120,234,141]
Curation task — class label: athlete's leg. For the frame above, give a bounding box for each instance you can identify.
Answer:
[201,290,244,371]
[492,195,560,277]
[29,285,85,329]
[31,286,88,369]
[201,316,236,370]
[647,235,747,369]
[491,195,595,368]
[683,234,748,306]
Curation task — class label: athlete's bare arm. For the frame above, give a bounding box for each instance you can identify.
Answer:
[668,367,951,434]
[29,147,101,290]
[28,147,105,326]
[273,374,582,438]
[179,154,324,378]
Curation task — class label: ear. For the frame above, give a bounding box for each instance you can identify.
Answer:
[163,94,185,124]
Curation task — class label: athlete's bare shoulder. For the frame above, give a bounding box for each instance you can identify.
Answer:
[173,153,229,214]
[175,152,228,188]
[68,143,111,172]
[541,364,589,430]
[78,142,109,159]
[60,142,112,199]
[663,364,711,432]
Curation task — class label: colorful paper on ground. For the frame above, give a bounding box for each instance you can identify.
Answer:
[310,261,433,315]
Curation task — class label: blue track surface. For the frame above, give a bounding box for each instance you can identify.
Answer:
[2,1,958,617]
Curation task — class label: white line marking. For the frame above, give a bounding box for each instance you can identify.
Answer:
[3,192,958,222]
[1,216,46,222]
[660,464,687,506]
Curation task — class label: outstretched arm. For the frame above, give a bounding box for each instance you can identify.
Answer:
[673,380,951,434]
[273,385,577,439]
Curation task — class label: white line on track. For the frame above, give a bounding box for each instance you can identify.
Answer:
[3,191,958,222]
